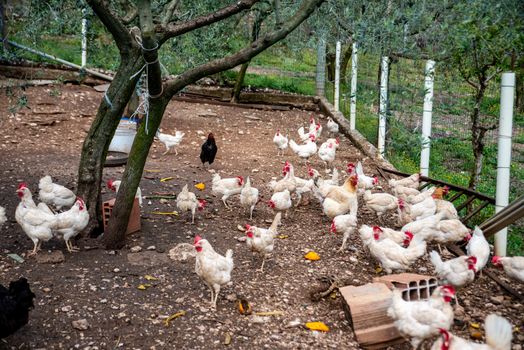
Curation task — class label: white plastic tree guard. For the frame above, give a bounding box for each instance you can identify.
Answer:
[334,41,341,111]
[378,56,389,157]
[81,8,88,68]
[316,36,326,97]
[495,72,515,257]
[349,42,358,130]
[420,60,435,177]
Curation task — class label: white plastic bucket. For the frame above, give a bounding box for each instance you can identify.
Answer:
[109,119,137,154]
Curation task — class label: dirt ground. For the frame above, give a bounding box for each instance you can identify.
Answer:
[0,83,523,350]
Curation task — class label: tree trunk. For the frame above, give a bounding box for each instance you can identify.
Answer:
[103,0,164,249]
[231,60,250,103]
[340,44,352,82]
[76,50,142,236]
[468,84,487,191]
[326,51,335,83]
[0,0,7,50]
[104,99,168,248]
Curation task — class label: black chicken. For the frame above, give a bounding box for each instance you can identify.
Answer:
[200,133,218,167]
[0,277,35,339]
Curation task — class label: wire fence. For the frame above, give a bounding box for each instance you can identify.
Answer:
[323,54,523,253]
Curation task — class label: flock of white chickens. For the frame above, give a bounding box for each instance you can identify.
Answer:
[171,115,523,349]
[1,113,522,349]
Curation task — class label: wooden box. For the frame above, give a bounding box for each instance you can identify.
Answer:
[102,197,141,235]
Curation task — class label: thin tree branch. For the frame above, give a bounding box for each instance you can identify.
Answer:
[163,0,325,98]
[86,0,134,53]
[157,0,260,43]
[161,0,182,26]
[458,64,479,90]
[486,67,502,83]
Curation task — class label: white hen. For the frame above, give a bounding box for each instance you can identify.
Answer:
[330,214,358,252]
[466,226,490,272]
[16,184,58,256]
[387,285,455,349]
[359,224,426,274]
[245,212,281,271]
[326,116,339,135]
[431,314,512,350]
[53,197,89,252]
[273,129,289,156]
[176,184,206,223]
[38,175,76,211]
[240,177,259,219]
[212,174,244,208]
[156,130,185,155]
[289,135,318,162]
[0,206,6,226]
[268,189,292,217]
[107,179,143,207]
[194,236,234,308]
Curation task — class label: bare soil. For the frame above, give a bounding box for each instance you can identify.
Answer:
[0,83,522,350]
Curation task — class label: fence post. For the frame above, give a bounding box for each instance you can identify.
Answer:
[378,56,389,158]
[81,8,88,68]
[316,36,326,97]
[334,41,341,111]
[495,72,515,257]
[420,59,435,177]
[349,42,358,130]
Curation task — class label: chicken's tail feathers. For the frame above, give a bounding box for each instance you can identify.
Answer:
[9,277,35,310]
[269,212,282,232]
[407,235,426,261]
[386,288,405,319]
[289,139,299,152]
[473,225,485,238]
[39,175,52,186]
[0,206,6,225]
[429,250,443,269]
[225,249,233,260]
[355,161,364,176]
[485,314,512,350]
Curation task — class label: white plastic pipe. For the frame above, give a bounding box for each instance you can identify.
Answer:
[81,8,88,68]
[420,60,435,177]
[349,42,358,130]
[495,72,515,257]
[378,56,389,157]
[334,41,341,111]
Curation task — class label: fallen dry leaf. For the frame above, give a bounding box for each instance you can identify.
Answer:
[160,177,175,182]
[164,311,186,327]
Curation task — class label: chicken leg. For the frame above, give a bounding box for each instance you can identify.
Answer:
[162,145,171,155]
[212,284,221,308]
[28,239,40,257]
[259,255,267,272]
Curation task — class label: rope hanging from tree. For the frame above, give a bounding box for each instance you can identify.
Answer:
[128,33,164,135]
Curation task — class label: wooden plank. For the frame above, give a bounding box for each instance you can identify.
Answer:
[448,190,465,203]
[461,201,490,224]
[455,195,477,212]
[378,167,495,204]
[480,195,524,237]
[172,95,291,111]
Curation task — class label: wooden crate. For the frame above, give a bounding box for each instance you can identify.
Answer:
[102,197,141,235]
